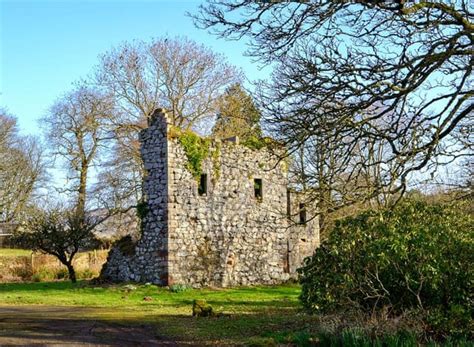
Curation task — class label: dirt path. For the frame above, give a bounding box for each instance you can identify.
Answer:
[0,306,177,346]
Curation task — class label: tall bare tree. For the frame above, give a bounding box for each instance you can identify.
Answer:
[94,37,242,206]
[42,86,113,219]
[0,110,45,224]
[96,37,241,128]
[195,1,473,214]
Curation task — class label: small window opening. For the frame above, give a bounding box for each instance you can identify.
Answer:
[286,189,291,219]
[284,240,291,273]
[299,203,307,225]
[254,179,263,200]
[198,174,208,196]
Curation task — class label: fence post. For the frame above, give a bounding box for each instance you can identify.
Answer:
[30,253,35,273]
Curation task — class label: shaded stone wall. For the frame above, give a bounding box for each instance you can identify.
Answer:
[101,110,169,284]
[101,109,319,286]
[287,192,320,275]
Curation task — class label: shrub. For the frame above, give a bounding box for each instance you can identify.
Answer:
[31,267,57,282]
[299,199,473,337]
[77,269,97,279]
[55,267,69,280]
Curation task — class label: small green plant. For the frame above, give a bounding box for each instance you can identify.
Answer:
[31,267,57,282]
[169,284,190,293]
[192,299,214,317]
[136,201,148,220]
[77,269,96,279]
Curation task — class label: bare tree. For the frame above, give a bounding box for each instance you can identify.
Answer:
[14,207,97,283]
[195,1,473,212]
[96,37,241,128]
[42,86,113,219]
[94,37,242,206]
[0,110,45,224]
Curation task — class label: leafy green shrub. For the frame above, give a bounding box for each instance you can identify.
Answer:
[241,135,279,151]
[299,199,473,337]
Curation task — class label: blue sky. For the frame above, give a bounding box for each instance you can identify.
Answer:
[0,0,267,136]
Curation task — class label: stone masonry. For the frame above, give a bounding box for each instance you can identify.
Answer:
[101,109,319,287]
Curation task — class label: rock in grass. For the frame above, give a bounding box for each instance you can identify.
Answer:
[192,299,214,317]
[123,284,137,292]
[143,296,153,301]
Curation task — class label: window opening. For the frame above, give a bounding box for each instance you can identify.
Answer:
[299,203,307,224]
[254,179,263,200]
[286,189,291,219]
[198,174,208,196]
[284,240,291,273]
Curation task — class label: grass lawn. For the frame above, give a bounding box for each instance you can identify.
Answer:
[1,281,471,346]
[0,249,32,257]
[0,281,317,345]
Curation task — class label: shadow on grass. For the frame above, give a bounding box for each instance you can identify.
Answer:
[0,306,176,346]
[0,305,317,346]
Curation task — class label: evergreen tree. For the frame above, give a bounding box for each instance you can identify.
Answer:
[212,84,261,141]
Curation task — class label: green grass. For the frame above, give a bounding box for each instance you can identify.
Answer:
[0,281,316,345]
[0,281,471,346]
[0,248,32,257]
[0,281,300,311]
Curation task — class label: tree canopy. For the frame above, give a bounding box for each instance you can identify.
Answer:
[212,83,262,141]
[195,0,473,212]
[0,110,45,224]
[42,86,113,217]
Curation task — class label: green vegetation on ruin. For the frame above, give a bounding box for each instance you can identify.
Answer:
[169,126,280,181]
[169,126,212,179]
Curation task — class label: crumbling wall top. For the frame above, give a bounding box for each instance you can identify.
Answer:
[148,108,170,127]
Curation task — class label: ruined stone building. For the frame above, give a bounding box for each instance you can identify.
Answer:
[102,109,319,287]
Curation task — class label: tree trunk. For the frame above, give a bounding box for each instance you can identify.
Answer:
[76,162,88,220]
[66,263,77,283]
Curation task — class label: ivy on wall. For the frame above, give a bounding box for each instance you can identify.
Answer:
[169,127,211,179]
[169,126,282,180]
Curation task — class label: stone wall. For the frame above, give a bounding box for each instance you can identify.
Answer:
[101,109,169,284]
[101,109,319,287]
